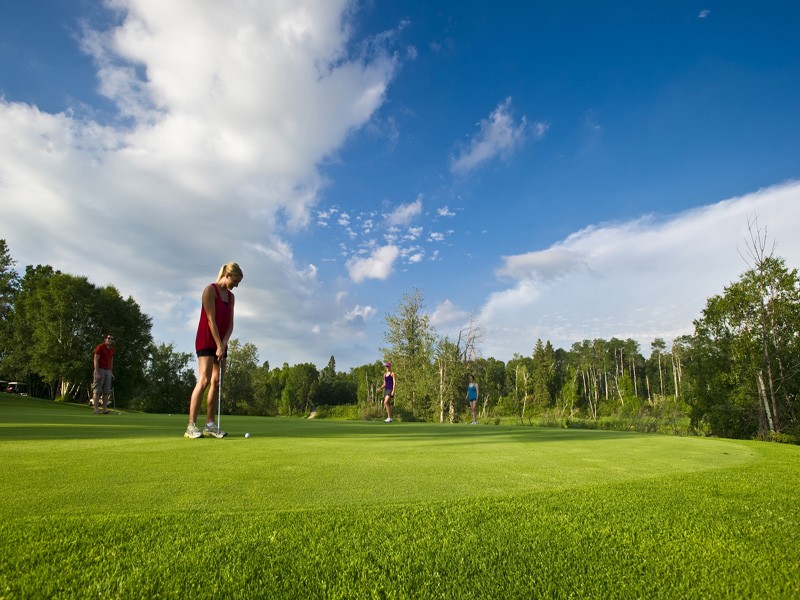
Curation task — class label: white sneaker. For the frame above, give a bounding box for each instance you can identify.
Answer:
[384,418,393,423]
[203,422,227,438]
[184,423,202,439]
[471,421,478,425]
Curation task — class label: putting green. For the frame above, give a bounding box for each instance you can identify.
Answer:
[0,397,755,516]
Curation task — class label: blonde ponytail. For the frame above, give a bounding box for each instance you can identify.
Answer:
[218,262,243,281]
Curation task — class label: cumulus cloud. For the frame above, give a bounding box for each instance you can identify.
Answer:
[0,0,404,367]
[346,245,400,282]
[450,97,545,175]
[385,196,423,227]
[479,181,800,358]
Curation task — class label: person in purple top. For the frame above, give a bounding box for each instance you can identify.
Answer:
[377,361,396,423]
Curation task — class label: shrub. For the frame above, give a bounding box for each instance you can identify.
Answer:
[359,402,387,421]
[312,404,361,420]
[761,431,799,445]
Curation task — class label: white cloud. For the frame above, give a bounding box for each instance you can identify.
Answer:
[431,299,469,327]
[479,181,800,359]
[497,248,588,282]
[386,196,423,227]
[405,226,423,240]
[346,245,400,282]
[344,304,378,323]
[450,97,544,175]
[0,1,404,368]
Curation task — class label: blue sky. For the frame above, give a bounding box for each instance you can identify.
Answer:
[2,1,799,370]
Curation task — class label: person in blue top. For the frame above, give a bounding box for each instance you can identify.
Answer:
[377,361,396,423]
[466,374,479,425]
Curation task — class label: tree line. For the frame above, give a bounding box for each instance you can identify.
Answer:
[0,226,797,442]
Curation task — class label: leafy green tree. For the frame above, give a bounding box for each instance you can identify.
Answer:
[329,375,358,407]
[473,357,505,416]
[689,253,800,438]
[350,361,385,407]
[224,340,260,415]
[435,337,466,423]
[568,339,614,418]
[0,240,20,378]
[557,364,580,416]
[569,340,594,417]
[501,354,532,418]
[132,342,195,413]
[648,338,668,400]
[280,363,319,415]
[251,361,281,416]
[381,288,437,420]
[606,337,642,407]
[94,285,152,406]
[12,268,100,399]
[671,336,690,402]
[622,338,644,400]
[591,338,614,413]
[8,265,152,403]
[7,266,57,394]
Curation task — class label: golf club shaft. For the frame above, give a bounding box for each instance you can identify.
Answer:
[217,360,223,427]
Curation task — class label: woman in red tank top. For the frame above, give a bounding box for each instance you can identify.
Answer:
[184,262,243,439]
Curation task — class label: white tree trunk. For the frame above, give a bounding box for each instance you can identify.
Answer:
[757,370,775,433]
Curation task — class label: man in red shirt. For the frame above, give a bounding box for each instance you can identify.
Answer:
[92,334,115,414]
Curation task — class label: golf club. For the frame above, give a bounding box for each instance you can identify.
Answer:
[217,359,223,432]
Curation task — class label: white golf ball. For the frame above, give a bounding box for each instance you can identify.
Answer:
[245,432,251,438]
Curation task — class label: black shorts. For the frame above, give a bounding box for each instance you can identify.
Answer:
[197,348,228,358]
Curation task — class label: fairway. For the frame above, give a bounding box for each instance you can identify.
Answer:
[1,396,798,599]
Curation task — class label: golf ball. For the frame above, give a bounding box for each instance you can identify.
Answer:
[245,432,251,438]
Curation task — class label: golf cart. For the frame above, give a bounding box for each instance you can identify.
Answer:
[6,382,28,395]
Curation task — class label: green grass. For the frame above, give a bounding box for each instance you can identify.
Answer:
[1,395,798,599]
